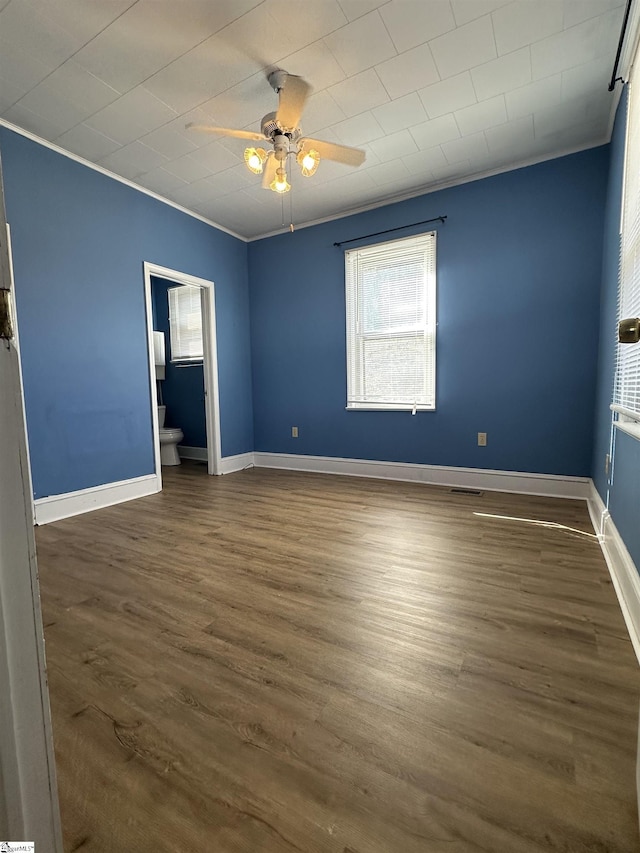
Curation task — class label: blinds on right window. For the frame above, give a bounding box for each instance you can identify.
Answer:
[615,71,640,426]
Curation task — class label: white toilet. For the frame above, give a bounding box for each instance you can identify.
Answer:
[157,405,184,466]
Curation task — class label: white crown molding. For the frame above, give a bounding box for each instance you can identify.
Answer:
[0,119,247,243]
[34,474,159,525]
[248,137,610,242]
[0,117,612,245]
[252,452,590,499]
[587,481,640,666]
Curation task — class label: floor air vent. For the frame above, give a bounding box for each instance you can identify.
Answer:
[449,488,484,496]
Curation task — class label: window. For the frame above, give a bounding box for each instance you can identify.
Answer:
[168,285,203,362]
[613,69,640,438]
[345,232,436,411]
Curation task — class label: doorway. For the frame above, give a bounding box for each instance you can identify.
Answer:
[143,262,221,488]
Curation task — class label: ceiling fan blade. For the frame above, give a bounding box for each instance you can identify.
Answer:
[301,138,366,167]
[276,74,311,130]
[186,123,266,142]
[262,153,277,189]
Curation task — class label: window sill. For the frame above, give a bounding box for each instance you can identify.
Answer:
[346,405,435,412]
[614,420,640,441]
[611,404,640,441]
[171,359,203,367]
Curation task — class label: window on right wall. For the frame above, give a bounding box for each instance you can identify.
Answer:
[344,231,437,412]
[613,70,640,439]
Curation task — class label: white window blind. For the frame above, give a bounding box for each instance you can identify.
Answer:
[615,69,640,426]
[168,285,203,362]
[345,232,436,411]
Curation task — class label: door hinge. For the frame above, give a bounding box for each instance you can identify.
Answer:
[0,288,13,340]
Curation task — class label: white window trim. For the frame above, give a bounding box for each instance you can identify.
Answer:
[344,231,437,413]
[168,284,204,363]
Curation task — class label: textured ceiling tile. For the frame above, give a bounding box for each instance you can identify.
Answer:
[372,92,427,134]
[418,71,477,118]
[365,158,411,186]
[409,113,460,149]
[141,126,198,160]
[200,73,272,132]
[368,129,420,161]
[3,102,70,140]
[35,61,121,115]
[329,69,390,118]
[335,1,388,25]
[20,0,136,43]
[280,41,347,91]
[505,74,563,120]
[298,91,346,135]
[0,75,27,113]
[430,15,496,79]
[324,11,397,76]
[454,95,507,135]
[450,0,509,26]
[484,114,535,153]
[84,88,177,146]
[492,1,564,56]
[562,0,623,29]
[136,168,188,196]
[402,144,449,174]
[441,131,489,163]
[561,56,613,101]
[99,141,169,178]
[332,111,386,146]
[530,10,621,79]
[16,86,88,132]
[55,123,122,160]
[0,1,86,69]
[375,43,440,100]
[471,47,532,101]
[143,37,251,116]
[187,140,243,175]
[267,0,348,43]
[380,0,456,53]
[162,154,215,183]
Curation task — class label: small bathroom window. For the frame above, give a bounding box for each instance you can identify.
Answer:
[168,285,203,362]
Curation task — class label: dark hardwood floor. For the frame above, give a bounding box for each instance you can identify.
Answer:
[36,463,640,852]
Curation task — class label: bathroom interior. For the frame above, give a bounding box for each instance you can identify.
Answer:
[151,275,207,469]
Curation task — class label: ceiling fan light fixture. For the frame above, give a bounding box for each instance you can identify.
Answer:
[244,147,267,174]
[270,166,291,194]
[297,147,320,177]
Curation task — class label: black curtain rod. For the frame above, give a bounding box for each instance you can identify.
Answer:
[333,215,447,248]
[609,0,633,91]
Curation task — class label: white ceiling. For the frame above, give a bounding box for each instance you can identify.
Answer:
[0,0,625,239]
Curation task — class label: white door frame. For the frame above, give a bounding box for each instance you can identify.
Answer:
[0,158,63,848]
[143,262,222,486]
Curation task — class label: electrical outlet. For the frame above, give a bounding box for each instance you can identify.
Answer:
[477,432,487,447]
[291,426,298,438]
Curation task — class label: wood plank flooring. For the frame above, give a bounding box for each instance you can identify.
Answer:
[36,464,640,852]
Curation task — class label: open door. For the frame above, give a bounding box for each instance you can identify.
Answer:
[0,157,62,848]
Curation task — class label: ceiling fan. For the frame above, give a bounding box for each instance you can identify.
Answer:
[187,70,366,194]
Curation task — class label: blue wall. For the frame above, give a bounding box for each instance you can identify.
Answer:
[0,128,253,499]
[249,148,608,476]
[592,89,640,569]
[152,277,207,448]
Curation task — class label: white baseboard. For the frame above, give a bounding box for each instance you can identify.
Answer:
[588,482,640,665]
[252,452,591,499]
[34,474,159,525]
[178,445,208,462]
[219,452,255,475]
